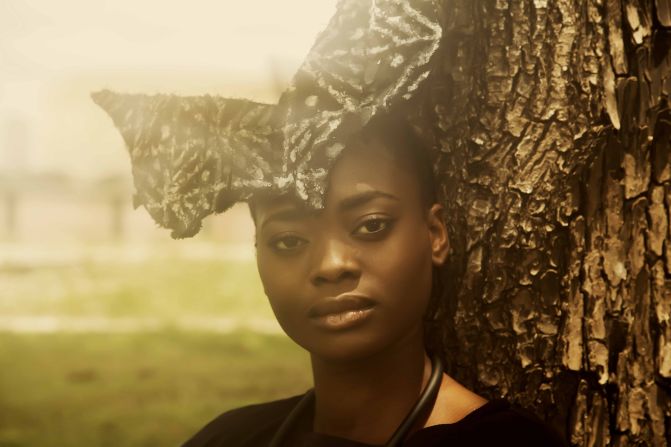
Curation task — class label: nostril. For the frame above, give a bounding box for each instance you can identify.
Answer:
[309,238,361,285]
[312,269,359,286]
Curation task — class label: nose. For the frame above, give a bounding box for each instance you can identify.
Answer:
[310,236,361,286]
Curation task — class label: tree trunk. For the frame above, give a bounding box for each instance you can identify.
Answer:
[426,1,671,445]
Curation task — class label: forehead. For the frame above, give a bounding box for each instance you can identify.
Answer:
[326,137,418,203]
[252,138,422,221]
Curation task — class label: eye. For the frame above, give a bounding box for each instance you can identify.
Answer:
[268,234,308,252]
[353,217,394,237]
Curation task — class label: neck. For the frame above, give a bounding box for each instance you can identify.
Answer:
[310,325,431,445]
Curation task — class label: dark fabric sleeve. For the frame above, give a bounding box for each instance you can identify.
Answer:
[180,395,304,447]
[490,405,569,447]
[406,400,568,447]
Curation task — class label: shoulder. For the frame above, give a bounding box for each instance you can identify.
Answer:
[410,399,568,447]
[459,399,568,447]
[180,394,305,447]
[481,400,566,447]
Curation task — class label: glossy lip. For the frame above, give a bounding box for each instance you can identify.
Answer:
[308,294,377,331]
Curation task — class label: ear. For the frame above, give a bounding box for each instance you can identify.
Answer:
[427,203,449,266]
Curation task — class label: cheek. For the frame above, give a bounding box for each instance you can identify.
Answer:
[257,254,291,304]
[367,220,433,313]
[256,254,306,329]
[257,253,283,302]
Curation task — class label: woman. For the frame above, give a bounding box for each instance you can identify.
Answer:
[179,115,567,446]
[93,2,569,445]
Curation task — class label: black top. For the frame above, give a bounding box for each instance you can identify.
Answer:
[181,393,568,447]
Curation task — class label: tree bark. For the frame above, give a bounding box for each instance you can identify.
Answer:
[426,1,671,445]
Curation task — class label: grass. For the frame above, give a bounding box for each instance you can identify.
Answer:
[0,330,312,447]
[0,254,311,446]
[0,257,273,320]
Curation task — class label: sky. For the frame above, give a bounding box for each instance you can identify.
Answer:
[0,0,338,179]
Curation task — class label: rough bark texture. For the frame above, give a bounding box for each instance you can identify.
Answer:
[426,0,671,445]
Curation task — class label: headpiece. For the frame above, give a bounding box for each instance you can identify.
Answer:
[93,0,443,238]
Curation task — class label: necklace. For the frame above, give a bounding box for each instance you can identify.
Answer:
[268,354,444,447]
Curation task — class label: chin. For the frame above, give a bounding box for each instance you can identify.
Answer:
[290,326,403,365]
[277,310,425,364]
[311,337,389,364]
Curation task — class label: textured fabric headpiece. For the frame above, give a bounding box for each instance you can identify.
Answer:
[93,0,443,238]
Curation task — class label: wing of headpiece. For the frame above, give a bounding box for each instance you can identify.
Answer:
[92,92,280,238]
[93,0,443,238]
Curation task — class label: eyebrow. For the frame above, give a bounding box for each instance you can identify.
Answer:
[337,190,400,212]
[260,207,313,231]
[259,190,399,231]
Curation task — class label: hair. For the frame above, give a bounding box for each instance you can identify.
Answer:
[351,112,438,211]
[247,112,438,222]
[346,112,445,356]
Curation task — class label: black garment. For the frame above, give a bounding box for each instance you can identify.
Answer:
[182,393,568,447]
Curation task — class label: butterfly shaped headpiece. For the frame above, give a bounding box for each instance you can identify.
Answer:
[93,0,443,238]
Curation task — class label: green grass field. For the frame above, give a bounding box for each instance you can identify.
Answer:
[0,331,311,447]
[0,256,273,320]
[0,255,312,447]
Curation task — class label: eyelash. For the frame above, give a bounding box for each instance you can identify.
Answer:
[352,216,395,238]
[267,234,307,252]
[266,216,395,253]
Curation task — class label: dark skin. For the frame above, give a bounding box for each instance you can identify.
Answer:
[253,137,486,445]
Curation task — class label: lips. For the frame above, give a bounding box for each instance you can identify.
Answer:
[308,294,376,318]
[308,294,377,330]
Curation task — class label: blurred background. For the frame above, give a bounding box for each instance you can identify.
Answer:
[0,1,338,445]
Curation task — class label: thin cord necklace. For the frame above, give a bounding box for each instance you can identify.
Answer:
[268,354,444,447]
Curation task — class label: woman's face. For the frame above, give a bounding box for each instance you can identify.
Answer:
[253,138,449,362]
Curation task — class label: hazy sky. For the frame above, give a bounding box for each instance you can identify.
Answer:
[0,0,338,179]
